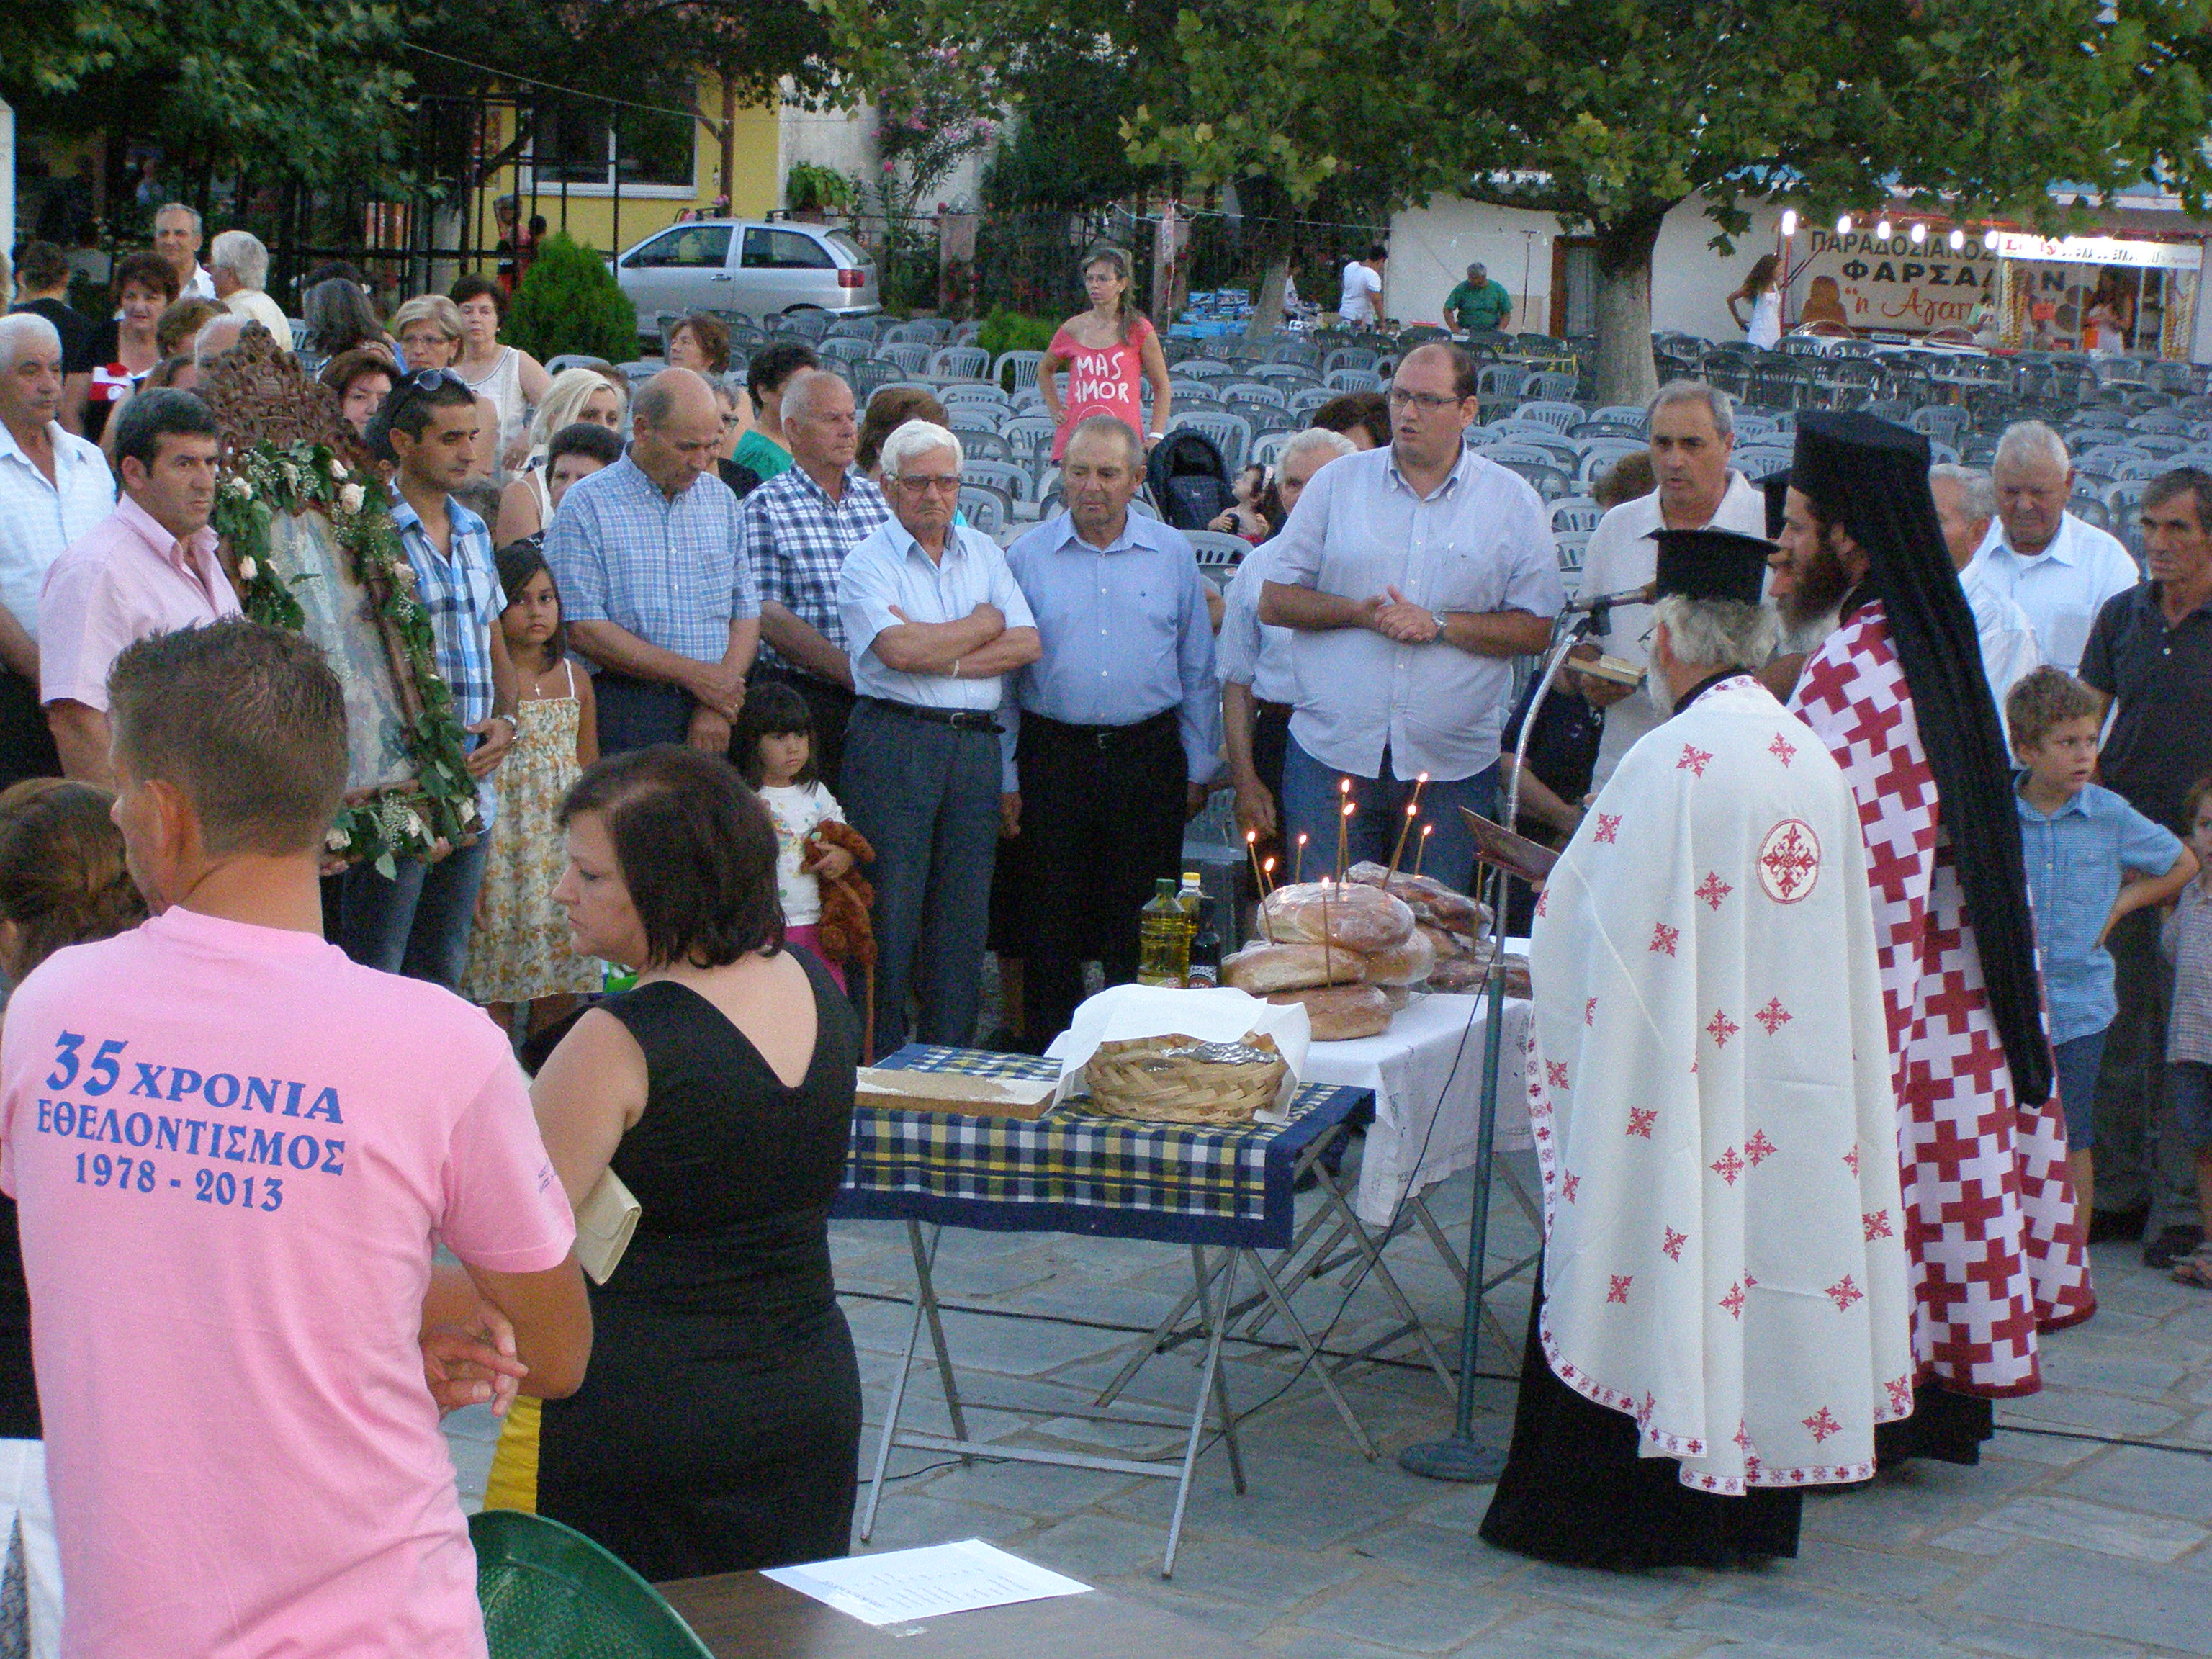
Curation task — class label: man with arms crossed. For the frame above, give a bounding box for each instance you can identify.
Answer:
[0,620,590,1657]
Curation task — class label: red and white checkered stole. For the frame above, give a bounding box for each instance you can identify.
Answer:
[1790,603,2094,1396]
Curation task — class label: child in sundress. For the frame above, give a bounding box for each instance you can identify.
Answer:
[462,544,601,1033]
[735,681,855,989]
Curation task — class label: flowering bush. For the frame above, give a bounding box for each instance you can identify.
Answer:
[874,45,1000,210]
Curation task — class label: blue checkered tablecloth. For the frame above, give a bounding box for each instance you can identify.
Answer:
[836,1044,1373,1249]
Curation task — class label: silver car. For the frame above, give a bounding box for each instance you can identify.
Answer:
[613,219,879,338]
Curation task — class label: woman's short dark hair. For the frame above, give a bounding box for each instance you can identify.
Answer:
[675,313,731,374]
[155,297,225,359]
[318,347,396,401]
[1313,391,1391,449]
[747,341,820,411]
[547,420,624,471]
[449,273,506,321]
[559,747,785,968]
[114,251,181,307]
[857,385,948,473]
[732,680,817,788]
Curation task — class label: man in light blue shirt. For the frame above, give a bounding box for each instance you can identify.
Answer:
[1002,414,1223,1048]
[838,420,1040,1053]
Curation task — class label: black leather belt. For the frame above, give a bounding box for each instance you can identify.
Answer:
[1027,708,1178,751]
[858,695,1000,734]
[1255,698,1292,724]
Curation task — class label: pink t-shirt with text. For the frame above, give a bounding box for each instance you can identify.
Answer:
[0,907,575,1658]
[1048,315,1156,461]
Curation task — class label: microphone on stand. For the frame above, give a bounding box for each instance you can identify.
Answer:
[1560,582,1657,615]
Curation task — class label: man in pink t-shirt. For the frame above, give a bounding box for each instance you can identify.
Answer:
[37,388,240,788]
[0,619,590,1658]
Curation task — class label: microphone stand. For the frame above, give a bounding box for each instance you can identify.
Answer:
[1398,607,1602,1482]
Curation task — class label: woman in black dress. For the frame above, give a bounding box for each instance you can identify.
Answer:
[526,745,863,1580]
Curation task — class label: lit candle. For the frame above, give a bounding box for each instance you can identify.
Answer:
[1262,855,1277,894]
[1414,823,1433,877]
[1294,832,1308,886]
[1246,827,1267,899]
[1337,789,1354,881]
[1387,799,1420,878]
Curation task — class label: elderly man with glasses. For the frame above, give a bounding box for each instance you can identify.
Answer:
[1262,341,1563,892]
[837,419,1040,1054]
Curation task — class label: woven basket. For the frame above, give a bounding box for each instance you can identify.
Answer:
[1083,1032,1287,1125]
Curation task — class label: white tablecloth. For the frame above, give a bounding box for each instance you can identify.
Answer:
[1300,991,1534,1226]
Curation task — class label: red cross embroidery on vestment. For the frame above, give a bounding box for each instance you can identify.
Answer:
[1843,1144,1861,1175]
[1824,1275,1865,1311]
[1863,1209,1893,1241]
[1546,1060,1569,1089]
[1734,1420,1754,1452]
[1756,819,1821,904]
[1637,1390,1655,1424]
[1678,744,1714,777]
[1561,1172,1580,1202]
[1593,813,1621,844]
[1585,997,1596,1026]
[1886,1375,1914,1413]
[1695,872,1733,910]
[1755,998,1793,1035]
[1769,732,1797,767]
[1661,1226,1689,1261]
[1711,1146,1744,1184]
[1534,890,1548,919]
[1719,1282,1746,1318]
[1627,1107,1659,1138]
[1802,1406,1843,1442]
[1608,1275,1633,1305]
[1650,922,1680,956]
[1744,1130,1777,1165]
[1707,1010,1740,1048]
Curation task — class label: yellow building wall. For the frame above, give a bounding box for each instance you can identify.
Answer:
[464,73,783,266]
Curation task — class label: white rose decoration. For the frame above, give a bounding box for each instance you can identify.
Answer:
[324,827,349,852]
[237,557,258,582]
[328,459,349,481]
[338,482,365,515]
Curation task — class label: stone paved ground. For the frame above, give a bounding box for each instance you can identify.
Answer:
[447,1157,2212,1658]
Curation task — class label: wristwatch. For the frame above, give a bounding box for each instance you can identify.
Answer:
[1431,611,1450,641]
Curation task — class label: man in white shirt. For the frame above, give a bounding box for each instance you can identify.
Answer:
[1338,246,1387,328]
[1964,421,2139,672]
[1262,343,1562,893]
[1930,462,2040,724]
[0,314,115,786]
[207,230,295,351]
[153,203,218,301]
[1575,380,1768,788]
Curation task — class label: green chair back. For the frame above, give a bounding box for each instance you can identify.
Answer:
[470,1509,716,1659]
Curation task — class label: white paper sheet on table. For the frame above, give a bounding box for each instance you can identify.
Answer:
[761,1539,1092,1627]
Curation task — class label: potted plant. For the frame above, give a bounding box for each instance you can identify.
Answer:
[786,162,856,223]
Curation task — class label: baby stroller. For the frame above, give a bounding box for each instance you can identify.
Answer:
[1146,428,1238,532]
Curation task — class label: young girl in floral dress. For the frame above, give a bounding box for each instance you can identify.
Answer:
[462,545,602,1033]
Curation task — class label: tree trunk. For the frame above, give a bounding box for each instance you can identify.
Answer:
[719,71,738,214]
[1246,255,1292,339]
[1590,204,1672,407]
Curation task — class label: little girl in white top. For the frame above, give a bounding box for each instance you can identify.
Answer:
[735,681,855,989]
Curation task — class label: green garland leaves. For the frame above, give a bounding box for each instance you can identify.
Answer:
[212,441,480,876]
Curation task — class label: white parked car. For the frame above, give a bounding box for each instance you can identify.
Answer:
[613,219,879,341]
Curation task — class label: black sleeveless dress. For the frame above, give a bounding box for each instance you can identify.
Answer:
[535,953,863,1581]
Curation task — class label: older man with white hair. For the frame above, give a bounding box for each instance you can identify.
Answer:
[1221,427,1355,848]
[838,419,1040,1054]
[0,313,114,785]
[1930,462,2040,721]
[1965,421,2139,672]
[207,230,294,351]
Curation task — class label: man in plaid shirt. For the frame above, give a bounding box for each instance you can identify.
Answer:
[740,370,889,786]
[338,370,517,988]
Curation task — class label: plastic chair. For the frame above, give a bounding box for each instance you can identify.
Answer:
[470,1509,712,1659]
[1184,529,1250,568]
[994,350,1046,392]
[958,484,1012,534]
[931,344,992,381]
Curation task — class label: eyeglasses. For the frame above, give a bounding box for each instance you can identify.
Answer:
[893,475,963,495]
[1386,389,1467,412]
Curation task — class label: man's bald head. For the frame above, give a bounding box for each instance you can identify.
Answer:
[630,368,722,498]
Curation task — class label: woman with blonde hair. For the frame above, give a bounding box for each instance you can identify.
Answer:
[495,369,631,544]
[392,295,464,371]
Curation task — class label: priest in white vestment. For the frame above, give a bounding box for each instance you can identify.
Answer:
[1483,529,1912,1570]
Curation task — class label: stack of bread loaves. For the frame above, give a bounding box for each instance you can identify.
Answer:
[1220,881,1432,1039]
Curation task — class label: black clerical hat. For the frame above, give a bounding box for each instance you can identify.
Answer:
[1650,528,1772,607]
[1789,411,1930,538]
[1758,468,1790,540]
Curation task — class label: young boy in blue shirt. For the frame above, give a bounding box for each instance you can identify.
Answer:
[2008,667,2198,1238]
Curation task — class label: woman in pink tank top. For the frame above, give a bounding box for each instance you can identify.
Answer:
[1039,244,1174,462]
